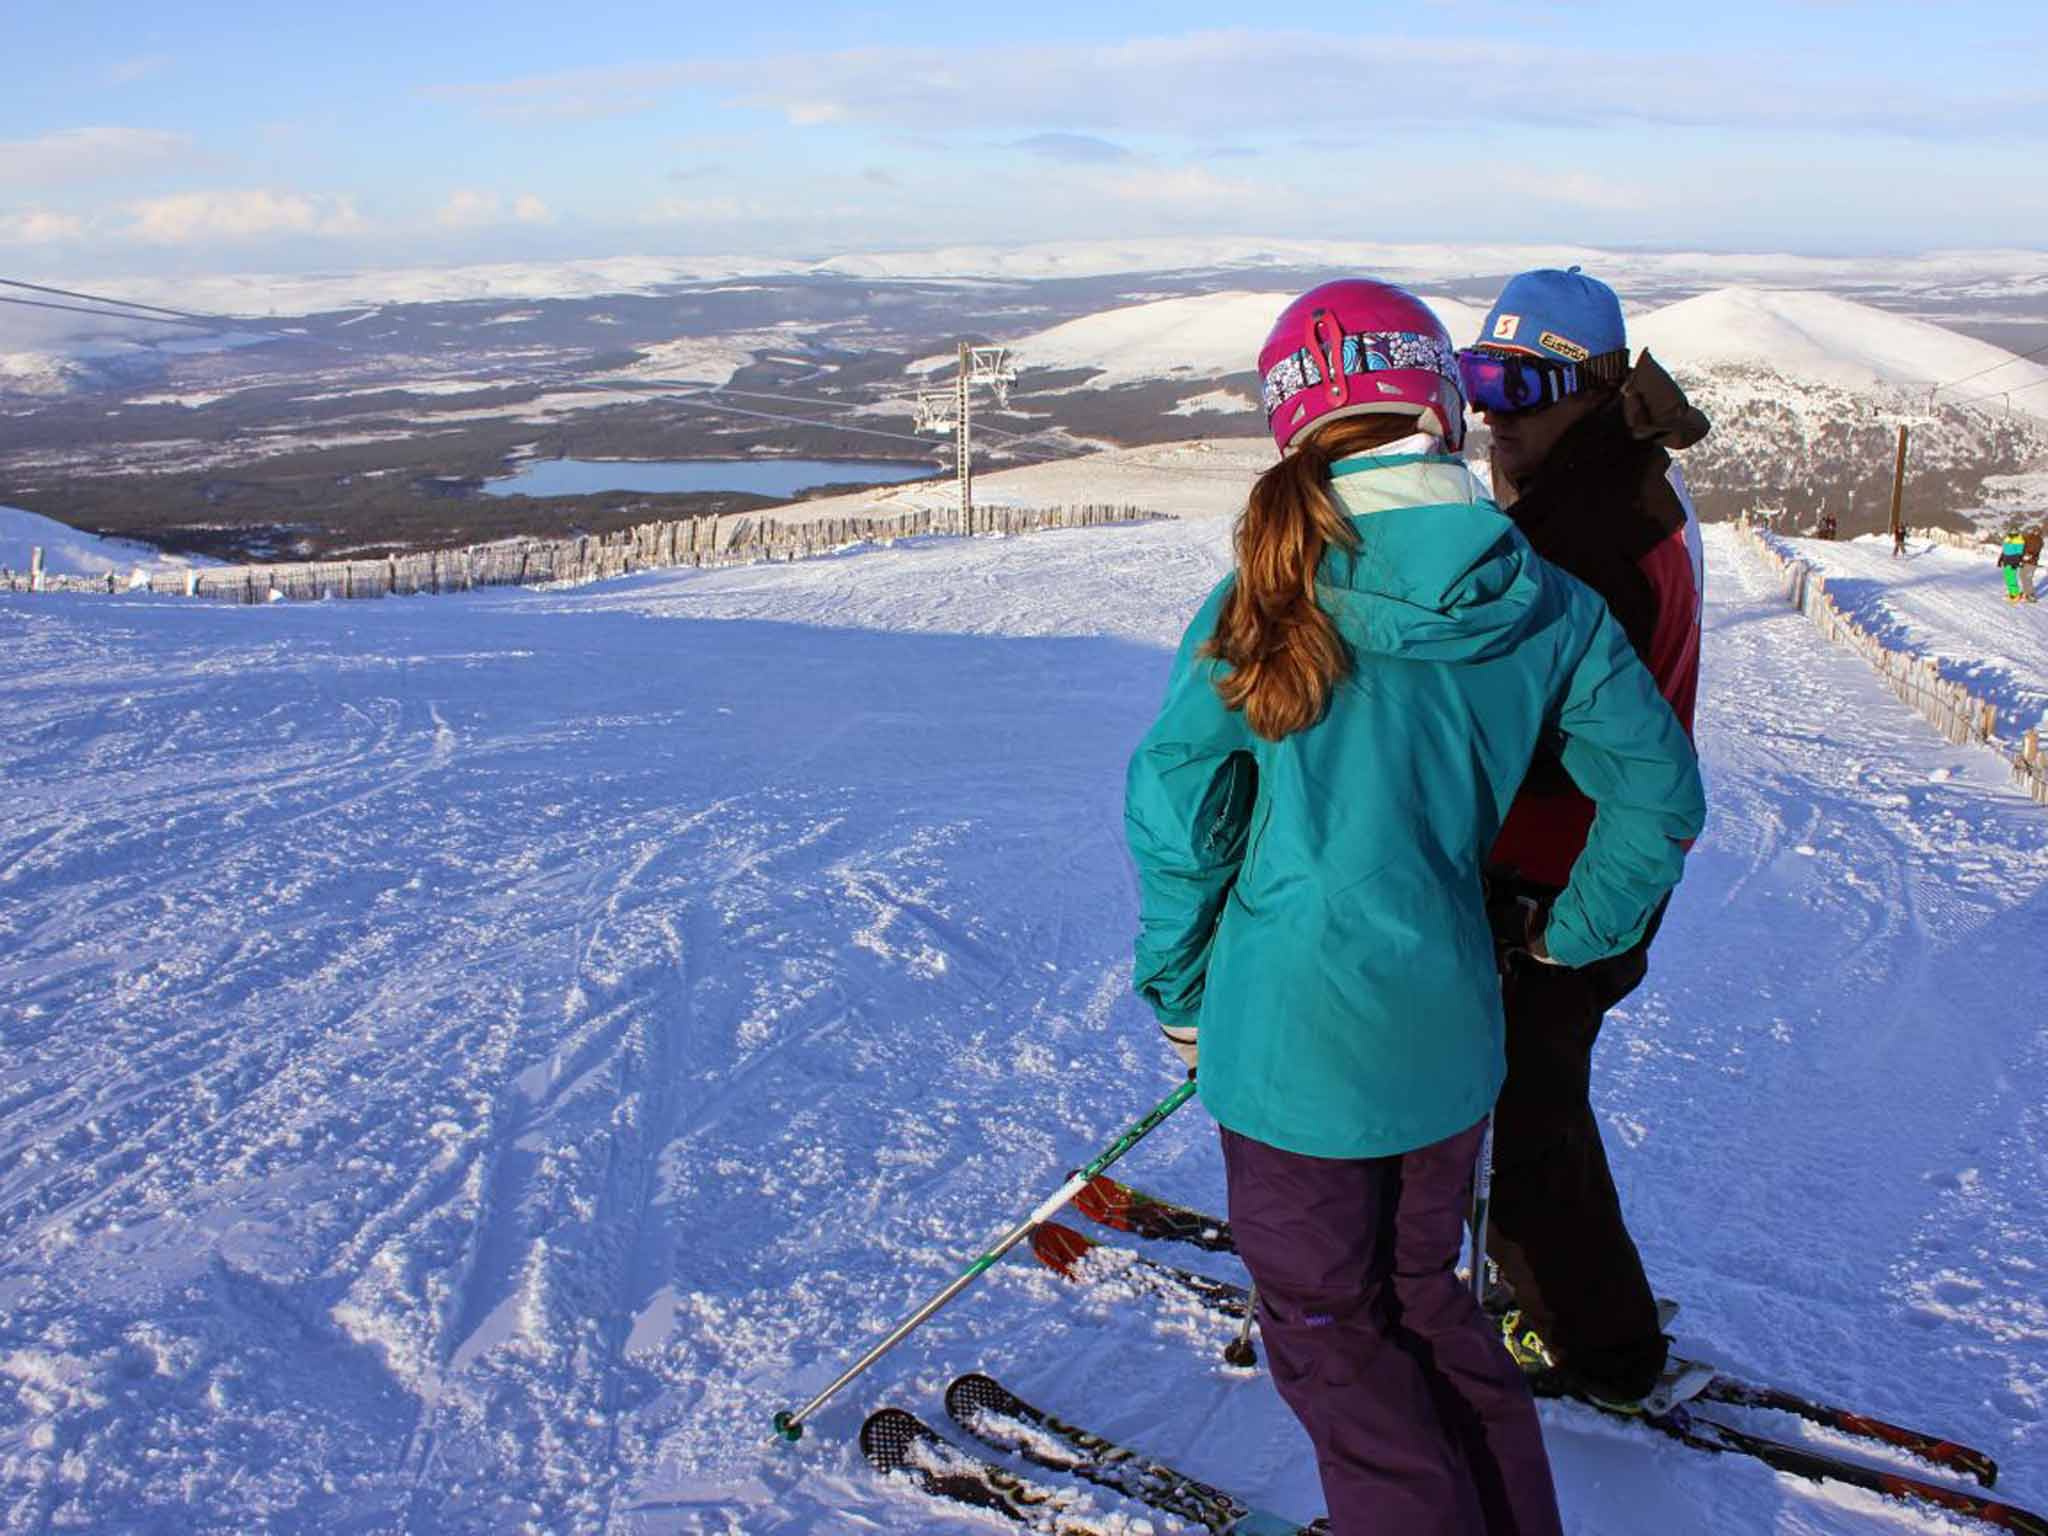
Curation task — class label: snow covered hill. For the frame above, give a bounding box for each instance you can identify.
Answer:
[980,291,1491,390]
[0,504,212,578]
[1633,291,2048,532]
[1633,288,2048,417]
[889,283,2048,534]
[2,513,2044,1534]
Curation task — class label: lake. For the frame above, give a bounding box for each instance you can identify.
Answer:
[482,457,938,499]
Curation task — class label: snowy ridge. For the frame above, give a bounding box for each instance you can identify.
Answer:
[37,242,2048,322]
[1634,289,2048,421]
[911,291,1489,387]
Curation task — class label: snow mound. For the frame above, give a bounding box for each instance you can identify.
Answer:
[1633,288,2048,419]
[0,505,211,577]
[925,291,1490,390]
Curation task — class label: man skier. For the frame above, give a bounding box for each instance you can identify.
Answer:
[2021,526,2042,603]
[1462,268,1710,1414]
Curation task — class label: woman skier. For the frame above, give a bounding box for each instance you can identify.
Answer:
[1124,279,1706,1536]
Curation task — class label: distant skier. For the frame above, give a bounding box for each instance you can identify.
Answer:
[1893,522,1908,558]
[1126,278,1705,1536]
[1818,511,1839,540]
[1464,268,1714,1415]
[2001,530,2027,602]
[2022,526,2043,602]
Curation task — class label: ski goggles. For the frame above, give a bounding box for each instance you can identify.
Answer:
[1454,348,1583,415]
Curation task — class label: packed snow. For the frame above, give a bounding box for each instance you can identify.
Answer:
[2,504,2044,1534]
[0,504,214,578]
[1784,530,2048,738]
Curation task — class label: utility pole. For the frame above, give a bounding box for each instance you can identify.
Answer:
[955,340,973,537]
[1888,424,1909,549]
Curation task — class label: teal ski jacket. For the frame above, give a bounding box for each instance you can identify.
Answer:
[1125,454,1706,1160]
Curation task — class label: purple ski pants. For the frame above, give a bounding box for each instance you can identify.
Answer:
[1221,1120,1563,1536]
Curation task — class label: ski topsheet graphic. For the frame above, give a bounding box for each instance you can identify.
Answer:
[1033,1195,2042,1534]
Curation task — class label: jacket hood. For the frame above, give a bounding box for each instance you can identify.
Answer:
[1315,454,1541,665]
[1620,349,1710,451]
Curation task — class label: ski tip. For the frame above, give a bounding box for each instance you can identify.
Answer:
[945,1372,1012,1424]
[1075,1175,1136,1229]
[858,1407,932,1473]
[1029,1219,1096,1278]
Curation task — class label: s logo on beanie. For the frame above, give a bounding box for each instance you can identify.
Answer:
[1492,315,1521,341]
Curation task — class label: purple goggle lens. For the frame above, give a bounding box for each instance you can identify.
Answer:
[1455,349,1581,415]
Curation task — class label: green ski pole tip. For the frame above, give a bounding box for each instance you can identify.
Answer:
[772,1411,803,1443]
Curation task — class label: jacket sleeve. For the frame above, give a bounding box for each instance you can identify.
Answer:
[1541,589,1707,968]
[1125,582,1257,1030]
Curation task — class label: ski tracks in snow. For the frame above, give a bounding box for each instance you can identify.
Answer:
[1587,528,2048,1516]
[4,517,2045,1533]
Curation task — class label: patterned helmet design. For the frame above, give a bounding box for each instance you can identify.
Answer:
[1257,280,1466,453]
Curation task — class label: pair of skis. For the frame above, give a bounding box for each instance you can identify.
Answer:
[862,1372,1323,1535]
[1024,1176,2045,1536]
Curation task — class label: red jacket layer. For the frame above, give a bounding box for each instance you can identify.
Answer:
[1488,353,1708,889]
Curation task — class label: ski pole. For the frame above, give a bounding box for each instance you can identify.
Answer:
[1468,1113,1495,1305]
[771,1076,1199,1442]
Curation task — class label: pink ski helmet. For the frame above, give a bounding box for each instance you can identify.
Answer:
[1257,280,1465,453]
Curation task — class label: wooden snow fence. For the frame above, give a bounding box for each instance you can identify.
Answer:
[1735,518,2048,805]
[1,501,1166,603]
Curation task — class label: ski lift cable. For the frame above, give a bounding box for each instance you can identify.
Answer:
[1937,372,2048,412]
[1928,335,2048,398]
[0,291,228,331]
[0,275,226,325]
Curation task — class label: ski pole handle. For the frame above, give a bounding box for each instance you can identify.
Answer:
[772,1078,1199,1442]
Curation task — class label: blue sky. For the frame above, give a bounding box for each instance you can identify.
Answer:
[1,1,2042,278]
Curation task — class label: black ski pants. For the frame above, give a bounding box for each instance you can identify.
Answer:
[1486,905,1667,1401]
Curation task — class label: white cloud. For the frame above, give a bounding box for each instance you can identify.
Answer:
[437,188,500,229]
[427,31,2024,142]
[1095,165,1262,212]
[0,208,87,245]
[649,195,761,224]
[0,126,190,185]
[1509,170,1661,213]
[783,101,844,127]
[122,189,368,246]
[437,190,555,228]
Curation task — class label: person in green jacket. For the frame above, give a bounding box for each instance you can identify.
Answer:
[2001,530,2029,602]
[1125,279,1705,1536]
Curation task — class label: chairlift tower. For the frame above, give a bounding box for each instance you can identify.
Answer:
[916,343,1017,536]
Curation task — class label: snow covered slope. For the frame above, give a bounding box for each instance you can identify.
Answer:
[0,520,2043,1533]
[916,291,1490,389]
[0,504,210,577]
[1634,288,2048,422]
[1786,530,2048,737]
[1621,291,2048,528]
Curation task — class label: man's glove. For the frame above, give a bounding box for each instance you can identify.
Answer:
[1162,1023,1199,1075]
[1486,887,1565,968]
